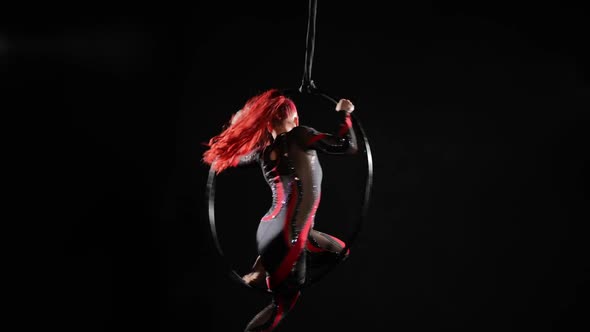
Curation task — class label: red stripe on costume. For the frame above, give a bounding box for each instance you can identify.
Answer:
[329,235,346,248]
[327,234,350,256]
[306,194,326,253]
[261,176,285,221]
[306,241,326,253]
[265,304,284,332]
[287,291,300,311]
[307,133,327,146]
[262,292,300,332]
[338,113,352,137]
[269,195,321,289]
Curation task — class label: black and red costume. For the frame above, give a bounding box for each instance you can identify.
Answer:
[242,111,357,331]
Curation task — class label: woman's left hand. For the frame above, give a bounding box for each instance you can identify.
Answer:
[336,99,355,113]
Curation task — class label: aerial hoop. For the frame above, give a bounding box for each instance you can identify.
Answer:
[206,0,373,293]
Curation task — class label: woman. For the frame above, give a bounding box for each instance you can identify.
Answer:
[203,88,357,331]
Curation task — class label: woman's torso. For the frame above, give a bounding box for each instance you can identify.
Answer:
[256,129,323,248]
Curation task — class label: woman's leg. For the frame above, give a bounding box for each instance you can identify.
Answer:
[306,229,350,268]
[244,288,301,332]
[245,216,306,331]
[244,229,350,286]
[244,255,304,332]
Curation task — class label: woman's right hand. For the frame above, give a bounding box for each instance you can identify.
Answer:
[336,99,355,113]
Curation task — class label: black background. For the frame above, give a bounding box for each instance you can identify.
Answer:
[3,1,588,331]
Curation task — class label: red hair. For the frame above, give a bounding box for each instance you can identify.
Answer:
[202,88,297,173]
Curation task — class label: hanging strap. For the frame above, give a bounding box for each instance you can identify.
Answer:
[300,0,318,93]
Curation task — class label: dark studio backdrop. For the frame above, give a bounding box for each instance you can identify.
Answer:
[3,1,588,331]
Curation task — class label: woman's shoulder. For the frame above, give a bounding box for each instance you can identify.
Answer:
[288,125,317,136]
[286,126,321,148]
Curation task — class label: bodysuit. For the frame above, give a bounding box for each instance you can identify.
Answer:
[243,111,357,332]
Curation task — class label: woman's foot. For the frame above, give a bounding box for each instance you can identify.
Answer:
[243,255,267,287]
[242,271,266,287]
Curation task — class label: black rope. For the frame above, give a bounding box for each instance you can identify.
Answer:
[300,0,318,92]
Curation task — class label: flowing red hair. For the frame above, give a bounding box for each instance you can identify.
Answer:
[202,88,297,173]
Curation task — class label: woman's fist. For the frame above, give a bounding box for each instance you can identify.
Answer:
[335,99,355,113]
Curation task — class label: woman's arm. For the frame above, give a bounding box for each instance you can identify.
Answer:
[294,98,358,154]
